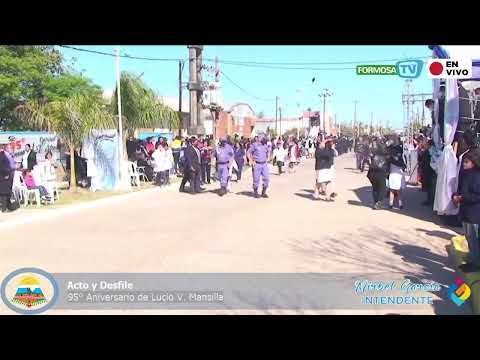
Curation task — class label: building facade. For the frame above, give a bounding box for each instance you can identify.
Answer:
[215,103,257,138]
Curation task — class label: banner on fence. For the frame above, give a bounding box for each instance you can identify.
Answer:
[82,130,120,191]
[0,131,59,165]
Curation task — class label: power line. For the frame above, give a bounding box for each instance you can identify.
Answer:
[60,45,430,71]
[59,45,183,62]
[220,70,276,102]
[203,56,430,67]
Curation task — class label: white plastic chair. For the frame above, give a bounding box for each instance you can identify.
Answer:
[134,162,149,183]
[26,188,41,207]
[16,172,43,207]
[12,171,28,206]
[128,161,142,187]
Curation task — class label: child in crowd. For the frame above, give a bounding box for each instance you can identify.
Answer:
[23,170,52,202]
[453,149,480,272]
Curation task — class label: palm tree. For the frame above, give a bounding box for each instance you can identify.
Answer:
[111,72,181,156]
[15,93,114,191]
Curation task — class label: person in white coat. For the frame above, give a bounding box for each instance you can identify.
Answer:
[163,143,174,185]
[272,142,288,175]
[152,142,172,186]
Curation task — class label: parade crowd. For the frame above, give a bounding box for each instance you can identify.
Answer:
[125,133,352,200]
[2,119,479,272]
[353,121,480,272]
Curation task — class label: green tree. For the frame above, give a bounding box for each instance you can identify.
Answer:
[15,93,114,191]
[0,45,64,129]
[43,73,102,102]
[111,72,181,158]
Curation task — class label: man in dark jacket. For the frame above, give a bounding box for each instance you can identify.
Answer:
[0,143,15,212]
[419,139,436,207]
[179,136,202,194]
[367,141,388,209]
[22,144,37,170]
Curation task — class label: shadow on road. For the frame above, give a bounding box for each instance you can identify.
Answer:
[295,189,332,202]
[236,191,257,198]
[415,228,455,241]
[301,189,314,194]
[286,226,470,314]
[350,185,444,226]
[294,192,316,201]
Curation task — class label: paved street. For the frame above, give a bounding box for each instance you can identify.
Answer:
[0,154,470,314]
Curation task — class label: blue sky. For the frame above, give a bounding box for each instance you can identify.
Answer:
[58,45,433,129]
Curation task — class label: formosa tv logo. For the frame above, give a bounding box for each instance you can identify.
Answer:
[356,60,423,79]
[427,59,472,79]
[448,278,471,306]
[1,268,59,315]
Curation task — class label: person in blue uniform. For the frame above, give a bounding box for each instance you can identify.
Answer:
[215,137,234,196]
[248,134,271,198]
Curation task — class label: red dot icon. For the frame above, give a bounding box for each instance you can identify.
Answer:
[429,61,444,76]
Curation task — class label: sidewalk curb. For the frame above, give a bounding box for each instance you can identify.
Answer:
[0,183,176,230]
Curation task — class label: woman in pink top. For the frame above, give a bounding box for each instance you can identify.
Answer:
[23,170,51,202]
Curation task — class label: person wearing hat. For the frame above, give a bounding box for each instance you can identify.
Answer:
[452,148,480,272]
[214,137,234,196]
[248,134,271,198]
[0,141,16,212]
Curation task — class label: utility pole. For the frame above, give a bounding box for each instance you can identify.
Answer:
[320,89,332,135]
[334,113,337,136]
[370,112,373,135]
[178,60,184,136]
[353,100,359,149]
[275,96,279,136]
[187,45,204,136]
[115,48,124,175]
[279,106,282,136]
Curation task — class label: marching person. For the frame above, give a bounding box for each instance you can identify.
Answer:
[215,137,234,196]
[233,141,246,181]
[314,137,336,201]
[272,140,288,175]
[367,139,388,209]
[248,134,271,198]
[179,137,202,194]
[287,140,297,173]
[387,138,407,210]
[201,139,213,185]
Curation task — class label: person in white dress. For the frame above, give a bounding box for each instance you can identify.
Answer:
[314,138,336,201]
[387,141,407,209]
